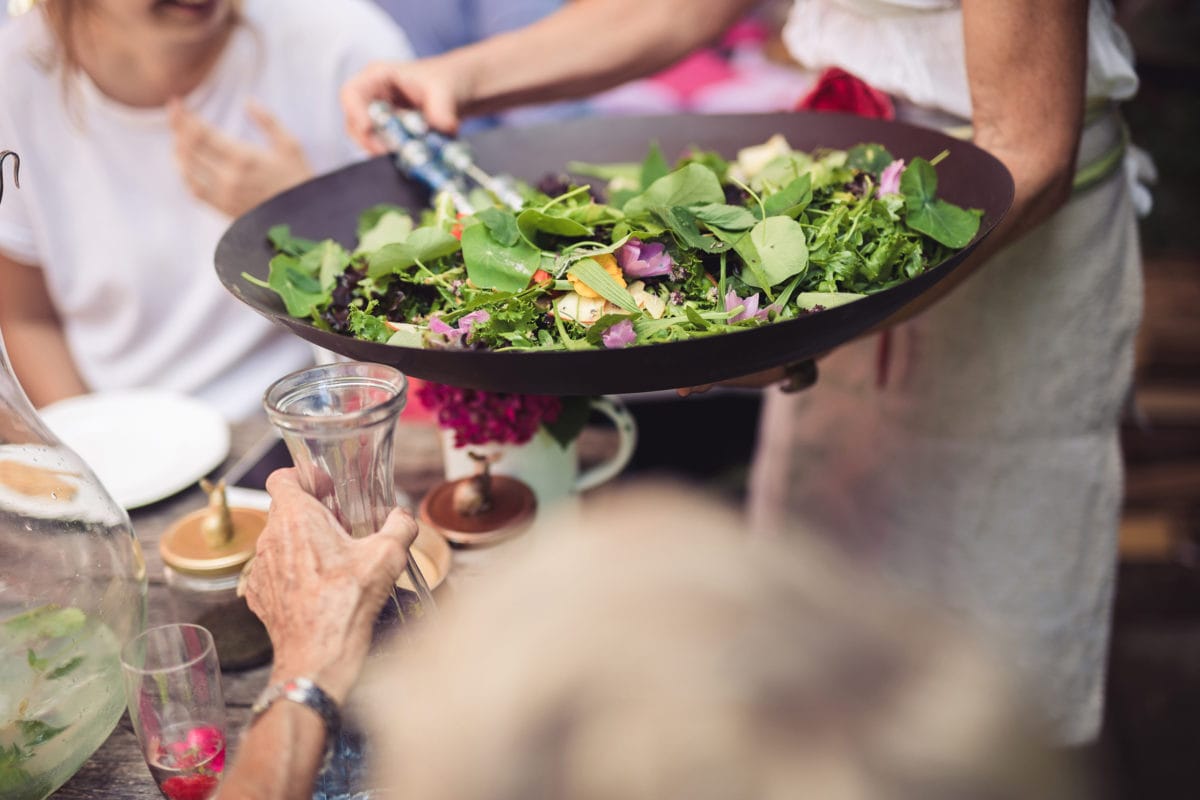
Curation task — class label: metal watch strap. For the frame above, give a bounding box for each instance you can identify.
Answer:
[250,677,341,736]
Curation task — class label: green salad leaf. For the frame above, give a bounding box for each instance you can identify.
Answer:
[901,157,983,248]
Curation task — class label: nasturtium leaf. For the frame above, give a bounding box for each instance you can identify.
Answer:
[900,157,982,248]
[690,203,758,231]
[623,163,725,218]
[475,207,521,247]
[461,224,540,292]
[516,208,592,244]
[567,258,640,313]
[846,143,896,175]
[367,226,462,278]
[761,174,812,218]
[355,209,413,253]
[640,141,671,190]
[740,216,809,289]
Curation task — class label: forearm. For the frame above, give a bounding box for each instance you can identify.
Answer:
[216,700,328,800]
[442,0,755,117]
[0,255,87,406]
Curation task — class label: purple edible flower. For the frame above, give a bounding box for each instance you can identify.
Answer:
[428,315,460,338]
[724,289,769,323]
[428,310,491,347]
[602,319,637,349]
[617,238,675,279]
[878,159,905,197]
[457,310,490,340]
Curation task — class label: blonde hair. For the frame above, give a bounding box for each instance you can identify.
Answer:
[359,483,1079,800]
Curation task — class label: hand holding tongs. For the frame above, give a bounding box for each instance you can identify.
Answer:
[367,102,524,215]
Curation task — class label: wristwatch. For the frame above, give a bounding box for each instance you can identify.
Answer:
[250,676,341,737]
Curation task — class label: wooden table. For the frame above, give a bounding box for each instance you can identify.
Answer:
[52,417,615,798]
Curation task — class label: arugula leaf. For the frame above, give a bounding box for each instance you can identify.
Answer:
[639,141,670,190]
[846,143,895,174]
[267,224,319,257]
[900,157,982,248]
[367,226,462,278]
[690,203,758,231]
[623,163,725,218]
[516,208,592,244]
[761,174,812,218]
[568,258,640,313]
[462,224,541,292]
[739,217,810,290]
[262,254,328,316]
[475,207,521,247]
[355,209,414,253]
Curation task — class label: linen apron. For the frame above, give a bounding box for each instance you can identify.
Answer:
[751,0,1145,743]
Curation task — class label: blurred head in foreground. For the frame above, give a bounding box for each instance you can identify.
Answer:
[361,483,1079,800]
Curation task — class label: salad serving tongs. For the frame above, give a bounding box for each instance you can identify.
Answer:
[367,102,524,215]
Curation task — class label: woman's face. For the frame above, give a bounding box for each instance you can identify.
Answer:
[84,0,236,48]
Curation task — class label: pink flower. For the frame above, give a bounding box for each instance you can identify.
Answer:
[417,382,563,447]
[724,289,768,323]
[878,158,905,197]
[617,239,674,278]
[601,319,637,349]
[428,310,491,347]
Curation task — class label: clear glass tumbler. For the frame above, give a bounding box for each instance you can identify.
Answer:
[264,362,435,800]
[120,624,226,800]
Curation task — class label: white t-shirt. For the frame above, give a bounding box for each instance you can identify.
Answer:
[0,0,413,420]
[783,0,1139,120]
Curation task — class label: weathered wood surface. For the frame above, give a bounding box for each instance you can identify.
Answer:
[53,416,619,798]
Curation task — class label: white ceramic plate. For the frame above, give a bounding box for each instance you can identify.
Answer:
[40,390,231,510]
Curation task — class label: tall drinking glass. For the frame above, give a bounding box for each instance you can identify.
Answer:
[264,362,435,799]
[120,624,226,800]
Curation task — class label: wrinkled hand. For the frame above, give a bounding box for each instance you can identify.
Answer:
[341,58,469,154]
[243,468,417,704]
[169,99,313,218]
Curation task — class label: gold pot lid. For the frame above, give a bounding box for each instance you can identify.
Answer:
[160,506,266,577]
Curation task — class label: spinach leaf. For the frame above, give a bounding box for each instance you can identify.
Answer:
[901,157,982,248]
[846,143,895,174]
[691,203,758,231]
[739,216,809,290]
[258,255,327,316]
[761,174,812,218]
[639,141,670,190]
[653,206,732,253]
[623,163,725,218]
[462,224,541,292]
[367,226,462,278]
[297,240,349,292]
[516,208,592,244]
[475,207,521,247]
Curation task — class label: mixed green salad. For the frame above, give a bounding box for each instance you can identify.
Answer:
[248,135,981,352]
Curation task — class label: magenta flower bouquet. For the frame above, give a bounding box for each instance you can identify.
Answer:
[417,382,590,449]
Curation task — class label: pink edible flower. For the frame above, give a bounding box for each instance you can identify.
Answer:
[601,319,637,349]
[878,158,905,197]
[617,239,675,279]
[724,289,768,323]
[428,310,491,347]
[457,310,490,339]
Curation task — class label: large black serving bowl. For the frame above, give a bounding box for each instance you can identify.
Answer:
[215,112,1013,395]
